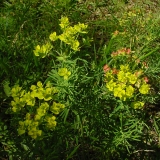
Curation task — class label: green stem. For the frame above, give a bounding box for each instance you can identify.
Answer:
[138,47,159,60]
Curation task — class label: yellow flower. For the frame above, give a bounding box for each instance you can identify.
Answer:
[50,102,65,114]
[11,85,22,97]
[43,88,52,101]
[12,107,18,112]
[30,85,37,91]
[49,32,58,41]
[105,71,114,81]
[40,102,49,110]
[17,128,25,135]
[65,26,76,35]
[37,130,42,136]
[34,114,41,121]
[73,24,81,32]
[28,126,42,139]
[28,129,42,139]
[24,119,32,126]
[117,71,127,83]
[73,23,88,33]
[58,68,71,80]
[139,83,150,94]
[120,65,129,72]
[35,103,49,118]
[37,81,43,88]
[11,100,16,107]
[33,43,52,58]
[45,88,52,95]
[77,23,88,32]
[116,83,126,90]
[51,107,60,115]
[57,18,87,51]
[26,113,31,120]
[127,73,137,84]
[114,87,125,100]
[131,101,144,109]
[32,121,39,127]
[24,91,35,106]
[106,80,116,91]
[30,88,43,99]
[135,79,142,88]
[33,45,41,57]
[19,121,24,126]
[50,102,60,114]
[11,97,26,112]
[59,16,70,29]
[125,85,134,98]
[58,34,66,42]
[37,108,46,117]
[45,115,57,129]
[71,40,80,51]
[52,87,59,94]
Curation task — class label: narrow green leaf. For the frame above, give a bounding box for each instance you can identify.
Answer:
[66,144,80,160]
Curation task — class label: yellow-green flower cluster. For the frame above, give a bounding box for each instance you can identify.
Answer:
[17,101,63,138]
[34,102,49,121]
[59,16,70,29]
[33,17,88,57]
[105,65,150,105]
[58,68,71,80]
[33,42,52,58]
[18,113,42,139]
[50,102,65,115]
[131,101,145,109]
[11,81,58,113]
[45,115,57,129]
[10,81,65,139]
[11,85,26,112]
[49,16,88,51]
[30,81,58,101]
[17,102,64,138]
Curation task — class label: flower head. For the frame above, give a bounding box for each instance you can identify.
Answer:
[139,83,150,94]
[49,32,58,41]
[59,16,70,29]
[33,43,52,58]
[131,101,144,109]
[58,68,71,80]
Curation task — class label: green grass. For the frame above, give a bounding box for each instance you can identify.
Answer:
[0,0,160,159]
